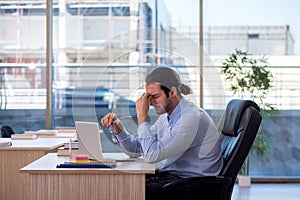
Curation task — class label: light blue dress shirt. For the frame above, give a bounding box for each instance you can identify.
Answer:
[116,97,223,177]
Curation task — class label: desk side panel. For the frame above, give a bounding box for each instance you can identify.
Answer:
[0,150,57,200]
[30,173,146,200]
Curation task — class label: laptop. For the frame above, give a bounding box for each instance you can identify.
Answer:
[75,121,104,160]
[75,121,136,162]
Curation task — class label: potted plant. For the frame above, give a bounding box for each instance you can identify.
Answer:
[221,49,278,186]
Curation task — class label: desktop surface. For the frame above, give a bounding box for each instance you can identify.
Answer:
[21,153,155,174]
[0,138,71,150]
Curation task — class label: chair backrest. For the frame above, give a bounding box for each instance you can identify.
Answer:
[218,99,262,179]
[0,125,15,138]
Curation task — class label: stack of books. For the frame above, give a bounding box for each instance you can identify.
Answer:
[11,134,38,140]
[11,129,57,140]
[56,126,76,133]
[24,129,57,137]
[57,141,79,156]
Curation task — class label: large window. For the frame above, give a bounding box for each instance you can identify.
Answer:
[0,1,47,132]
[204,0,300,178]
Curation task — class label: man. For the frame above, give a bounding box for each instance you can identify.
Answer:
[101,67,223,199]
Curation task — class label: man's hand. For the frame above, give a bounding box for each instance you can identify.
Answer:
[136,93,150,125]
[100,113,123,134]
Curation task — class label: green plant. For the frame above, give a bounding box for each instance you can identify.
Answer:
[221,49,278,175]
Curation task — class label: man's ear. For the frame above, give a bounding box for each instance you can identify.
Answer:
[170,86,178,97]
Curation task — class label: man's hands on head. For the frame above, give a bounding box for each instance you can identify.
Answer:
[101,92,151,132]
[136,92,150,126]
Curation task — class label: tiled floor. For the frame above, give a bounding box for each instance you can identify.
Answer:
[231,183,300,200]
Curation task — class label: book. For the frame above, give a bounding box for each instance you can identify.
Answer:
[24,129,57,136]
[56,126,76,133]
[64,141,79,149]
[57,147,79,156]
[0,141,12,147]
[11,134,37,140]
[70,154,89,163]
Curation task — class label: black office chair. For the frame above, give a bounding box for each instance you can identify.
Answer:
[161,99,262,200]
[0,125,15,138]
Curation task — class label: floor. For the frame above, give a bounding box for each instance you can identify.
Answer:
[231,183,300,200]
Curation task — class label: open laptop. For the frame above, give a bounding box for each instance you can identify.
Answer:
[75,121,104,160]
[75,121,136,162]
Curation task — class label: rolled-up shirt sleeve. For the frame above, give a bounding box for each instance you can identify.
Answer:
[115,129,142,158]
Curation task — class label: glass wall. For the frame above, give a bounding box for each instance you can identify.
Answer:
[50,0,207,152]
[0,1,47,133]
[204,0,300,178]
[1,0,207,149]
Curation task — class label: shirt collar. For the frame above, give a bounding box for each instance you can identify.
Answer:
[167,97,186,124]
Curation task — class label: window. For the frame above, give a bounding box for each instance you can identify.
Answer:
[0,0,47,131]
[204,0,300,178]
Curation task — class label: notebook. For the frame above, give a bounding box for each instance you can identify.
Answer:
[75,121,104,161]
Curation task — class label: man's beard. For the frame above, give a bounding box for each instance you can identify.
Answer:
[153,104,167,115]
[153,97,172,115]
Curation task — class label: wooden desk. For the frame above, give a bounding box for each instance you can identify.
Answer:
[21,153,155,200]
[0,138,69,200]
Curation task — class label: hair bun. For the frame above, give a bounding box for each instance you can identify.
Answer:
[178,83,192,95]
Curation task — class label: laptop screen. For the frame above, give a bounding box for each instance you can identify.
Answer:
[75,121,103,160]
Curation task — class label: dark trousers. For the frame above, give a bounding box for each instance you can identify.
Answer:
[146,171,182,200]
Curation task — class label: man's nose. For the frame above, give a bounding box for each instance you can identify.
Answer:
[149,97,155,106]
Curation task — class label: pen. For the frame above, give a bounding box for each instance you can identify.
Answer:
[69,138,72,160]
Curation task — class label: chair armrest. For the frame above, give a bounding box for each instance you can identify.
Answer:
[161,176,232,200]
